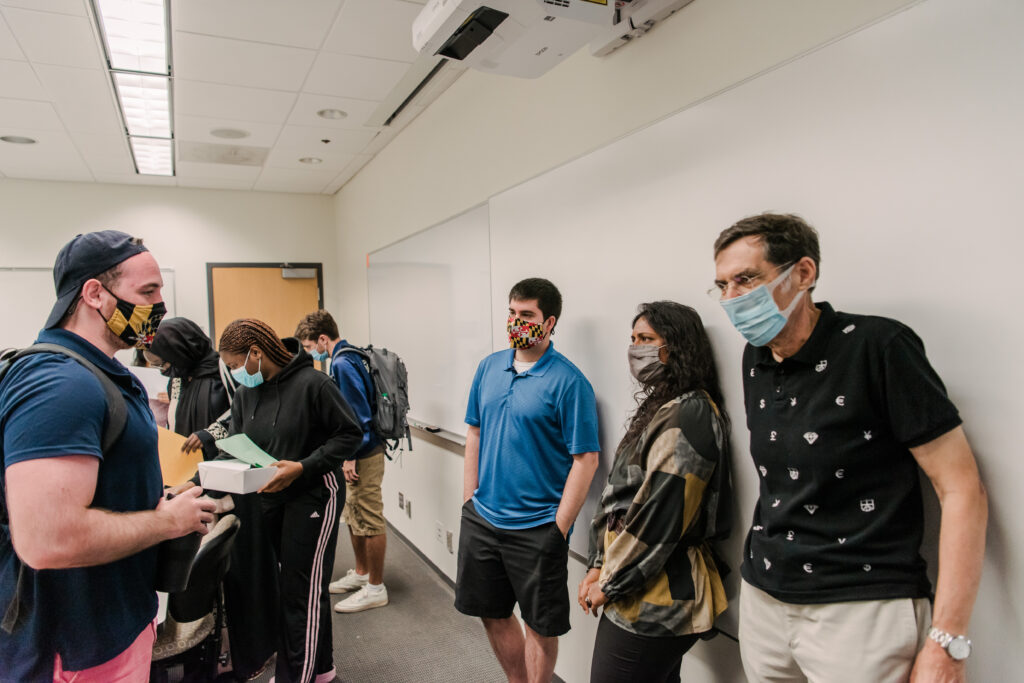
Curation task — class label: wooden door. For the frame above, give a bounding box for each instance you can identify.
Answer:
[207,264,323,346]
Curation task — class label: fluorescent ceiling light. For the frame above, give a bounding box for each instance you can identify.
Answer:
[94,0,169,74]
[130,137,173,176]
[113,72,170,137]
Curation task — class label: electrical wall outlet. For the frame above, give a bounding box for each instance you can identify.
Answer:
[406,499,412,518]
[446,530,454,553]
[435,521,444,543]
[398,492,404,509]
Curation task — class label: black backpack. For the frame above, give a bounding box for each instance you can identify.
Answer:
[338,345,412,455]
[0,344,128,633]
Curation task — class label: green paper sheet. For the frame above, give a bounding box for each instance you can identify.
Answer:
[215,434,278,468]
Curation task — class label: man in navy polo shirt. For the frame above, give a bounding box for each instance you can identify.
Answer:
[456,277,600,683]
[0,231,216,682]
[711,213,988,683]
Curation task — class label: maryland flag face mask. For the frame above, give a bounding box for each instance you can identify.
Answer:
[102,286,167,349]
[507,315,547,349]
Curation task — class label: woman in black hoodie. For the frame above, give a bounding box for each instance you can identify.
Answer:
[219,318,362,683]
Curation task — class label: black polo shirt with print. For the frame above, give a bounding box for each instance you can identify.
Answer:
[739,302,961,604]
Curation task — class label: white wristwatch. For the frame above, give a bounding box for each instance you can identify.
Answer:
[928,627,972,661]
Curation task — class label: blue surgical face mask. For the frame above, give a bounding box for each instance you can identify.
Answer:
[231,350,264,388]
[720,264,805,346]
[311,341,329,362]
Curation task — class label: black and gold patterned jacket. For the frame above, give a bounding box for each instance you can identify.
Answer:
[587,391,732,637]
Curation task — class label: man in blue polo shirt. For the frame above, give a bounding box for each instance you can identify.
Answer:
[0,231,216,682]
[456,277,600,683]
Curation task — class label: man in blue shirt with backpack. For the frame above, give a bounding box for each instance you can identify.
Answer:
[297,310,390,613]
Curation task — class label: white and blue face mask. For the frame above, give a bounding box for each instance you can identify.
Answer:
[311,340,329,362]
[720,264,805,347]
[231,350,264,388]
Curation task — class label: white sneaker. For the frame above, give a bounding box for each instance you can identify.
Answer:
[334,585,388,613]
[328,569,368,594]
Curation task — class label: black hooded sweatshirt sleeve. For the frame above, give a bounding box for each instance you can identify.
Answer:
[229,349,362,496]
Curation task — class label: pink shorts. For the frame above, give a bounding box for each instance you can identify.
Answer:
[53,619,156,682]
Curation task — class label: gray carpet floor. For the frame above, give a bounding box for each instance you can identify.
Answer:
[247,525,508,683]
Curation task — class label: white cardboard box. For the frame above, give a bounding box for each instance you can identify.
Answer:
[198,459,276,494]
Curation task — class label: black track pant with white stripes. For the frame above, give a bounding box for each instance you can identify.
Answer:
[263,472,343,683]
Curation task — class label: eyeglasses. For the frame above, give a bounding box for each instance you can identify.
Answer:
[707,262,793,301]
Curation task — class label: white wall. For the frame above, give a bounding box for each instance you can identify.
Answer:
[329,2,972,683]
[0,179,337,335]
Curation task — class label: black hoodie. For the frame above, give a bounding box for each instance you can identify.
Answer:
[229,347,362,498]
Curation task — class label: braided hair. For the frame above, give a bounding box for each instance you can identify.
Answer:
[219,318,294,368]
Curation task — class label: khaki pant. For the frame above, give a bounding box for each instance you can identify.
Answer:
[341,450,386,536]
[739,580,930,683]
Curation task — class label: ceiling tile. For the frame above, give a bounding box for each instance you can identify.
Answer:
[72,130,133,174]
[171,0,341,50]
[176,114,282,147]
[305,52,409,101]
[0,0,87,16]
[176,160,263,181]
[0,12,24,60]
[35,64,122,135]
[173,32,316,92]
[175,80,297,124]
[323,0,421,63]
[2,7,103,68]
[322,153,372,193]
[0,98,64,130]
[93,172,177,187]
[264,144,355,173]
[0,128,91,179]
[176,175,256,191]
[0,59,46,99]
[270,123,375,160]
[286,93,382,130]
[253,166,337,194]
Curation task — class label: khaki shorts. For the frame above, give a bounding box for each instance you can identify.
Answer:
[738,579,930,683]
[341,450,386,536]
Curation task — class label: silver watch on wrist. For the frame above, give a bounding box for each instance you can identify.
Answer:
[928,627,972,661]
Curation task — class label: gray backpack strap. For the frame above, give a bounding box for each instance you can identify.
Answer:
[9,344,128,452]
[0,343,128,633]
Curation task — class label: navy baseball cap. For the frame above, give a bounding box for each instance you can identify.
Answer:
[45,230,149,329]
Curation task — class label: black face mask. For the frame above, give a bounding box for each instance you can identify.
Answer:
[101,286,167,349]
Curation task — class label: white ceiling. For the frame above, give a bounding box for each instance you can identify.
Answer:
[0,0,464,194]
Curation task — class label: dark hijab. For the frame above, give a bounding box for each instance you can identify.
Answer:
[149,318,229,439]
[149,317,221,380]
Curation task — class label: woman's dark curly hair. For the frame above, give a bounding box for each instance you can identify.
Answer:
[621,301,729,446]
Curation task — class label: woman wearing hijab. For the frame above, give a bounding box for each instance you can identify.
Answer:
[155,318,279,681]
[579,301,733,683]
[147,317,236,459]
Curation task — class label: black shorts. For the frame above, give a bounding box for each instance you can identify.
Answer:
[454,500,570,637]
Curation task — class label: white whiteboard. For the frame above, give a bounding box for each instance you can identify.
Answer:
[0,267,177,351]
[367,204,491,437]
[489,0,1023,676]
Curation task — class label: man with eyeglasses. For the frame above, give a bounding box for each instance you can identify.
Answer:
[711,213,987,683]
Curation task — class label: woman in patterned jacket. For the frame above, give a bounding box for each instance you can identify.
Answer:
[580,301,733,683]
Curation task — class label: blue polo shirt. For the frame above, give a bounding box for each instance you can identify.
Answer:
[329,341,382,460]
[466,343,600,530]
[0,329,162,681]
